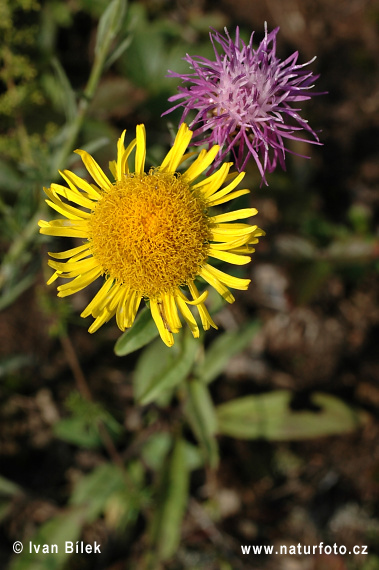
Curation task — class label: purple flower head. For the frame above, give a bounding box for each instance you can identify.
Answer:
[163,25,322,183]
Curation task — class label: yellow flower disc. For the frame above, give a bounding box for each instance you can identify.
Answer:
[87,170,212,299]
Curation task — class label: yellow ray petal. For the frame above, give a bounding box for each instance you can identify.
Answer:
[211,225,258,241]
[109,160,117,179]
[88,307,115,333]
[45,199,90,221]
[47,184,95,211]
[107,284,128,314]
[119,137,137,178]
[48,219,88,228]
[57,267,102,297]
[231,246,255,254]
[115,287,131,331]
[177,288,209,306]
[116,130,126,180]
[182,145,220,182]
[48,243,89,260]
[199,266,235,303]
[192,162,232,196]
[38,220,88,238]
[48,256,98,276]
[187,281,218,330]
[208,248,251,265]
[160,124,192,173]
[91,282,121,318]
[203,263,250,290]
[209,235,254,250]
[175,295,199,338]
[129,291,142,327]
[49,183,94,211]
[150,298,174,347]
[47,271,61,285]
[208,188,250,206]
[206,171,245,202]
[135,125,146,175]
[75,149,113,190]
[210,208,258,224]
[121,290,142,328]
[81,278,116,318]
[59,170,101,200]
[163,293,182,332]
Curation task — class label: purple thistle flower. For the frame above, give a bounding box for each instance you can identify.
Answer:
[163,25,322,183]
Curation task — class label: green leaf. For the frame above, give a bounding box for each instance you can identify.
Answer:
[9,508,86,570]
[0,159,23,192]
[141,432,203,472]
[183,441,204,471]
[149,438,189,561]
[217,391,368,440]
[141,432,172,471]
[184,380,219,468]
[70,463,126,522]
[53,417,102,448]
[95,0,127,58]
[114,307,159,356]
[134,328,199,406]
[54,394,122,448]
[105,34,133,69]
[51,57,77,122]
[104,461,145,531]
[196,320,261,384]
[117,27,167,93]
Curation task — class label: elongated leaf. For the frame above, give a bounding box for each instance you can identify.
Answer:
[51,57,77,122]
[141,433,203,472]
[105,34,133,69]
[134,328,199,405]
[53,417,102,448]
[53,403,121,448]
[185,380,219,468]
[103,461,145,530]
[196,320,261,384]
[149,438,189,561]
[95,0,127,57]
[70,463,126,522]
[0,159,23,192]
[10,507,86,570]
[217,391,368,440]
[114,307,159,356]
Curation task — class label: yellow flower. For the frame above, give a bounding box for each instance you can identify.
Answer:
[39,124,264,347]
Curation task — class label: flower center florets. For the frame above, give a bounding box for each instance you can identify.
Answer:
[87,170,212,299]
[215,57,276,127]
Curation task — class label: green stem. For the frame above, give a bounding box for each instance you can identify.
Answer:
[50,47,108,175]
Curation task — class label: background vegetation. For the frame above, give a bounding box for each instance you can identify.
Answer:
[0,0,378,569]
